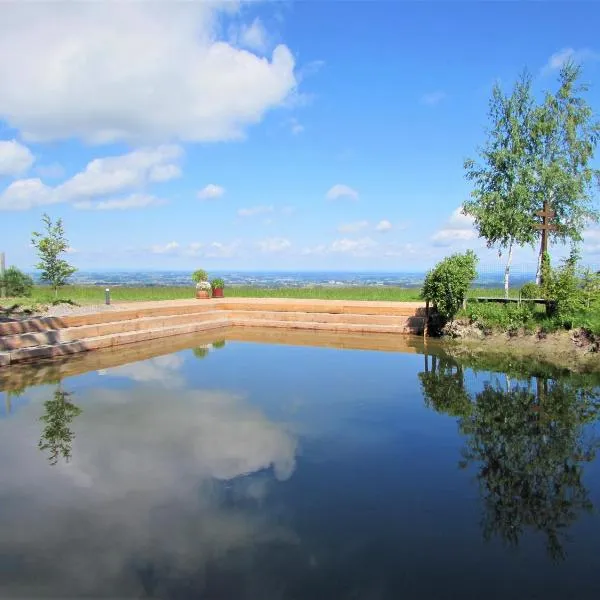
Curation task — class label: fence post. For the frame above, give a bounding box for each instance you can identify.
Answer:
[0,252,6,298]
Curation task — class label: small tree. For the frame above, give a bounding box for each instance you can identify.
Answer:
[31,214,77,297]
[422,250,478,321]
[464,72,538,298]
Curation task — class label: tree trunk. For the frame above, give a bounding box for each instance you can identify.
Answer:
[503,240,514,299]
[54,286,58,299]
[535,251,542,285]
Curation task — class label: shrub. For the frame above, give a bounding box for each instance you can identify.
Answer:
[422,250,478,320]
[191,269,208,283]
[211,277,225,290]
[520,282,541,299]
[541,255,585,319]
[1,266,34,297]
[466,302,535,332]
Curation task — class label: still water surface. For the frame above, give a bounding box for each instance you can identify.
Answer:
[1,338,600,599]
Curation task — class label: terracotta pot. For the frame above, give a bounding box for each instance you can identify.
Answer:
[212,288,224,298]
[195,289,210,299]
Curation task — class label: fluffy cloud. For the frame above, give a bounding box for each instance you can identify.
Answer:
[0,145,181,210]
[431,207,477,247]
[338,220,369,234]
[542,47,600,75]
[0,139,34,176]
[330,237,377,256]
[150,240,240,259]
[289,117,304,135]
[150,241,180,255]
[237,205,274,217]
[74,193,165,211]
[0,384,297,596]
[375,219,392,232]
[0,2,297,144]
[198,184,225,200]
[421,91,447,106]
[326,184,359,201]
[257,237,292,253]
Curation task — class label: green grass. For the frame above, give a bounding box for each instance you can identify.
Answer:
[0,284,540,308]
[461,300,600,336]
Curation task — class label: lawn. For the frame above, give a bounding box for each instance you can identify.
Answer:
[0,284,522,310]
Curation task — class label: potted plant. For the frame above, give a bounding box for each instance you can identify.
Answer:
[211,277,225,298]
[191,269,211,299]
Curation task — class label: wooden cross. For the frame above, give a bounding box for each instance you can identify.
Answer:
[535,200,558,284]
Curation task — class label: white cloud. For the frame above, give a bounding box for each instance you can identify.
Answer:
[150,241,180,255]
[422,91,447,106]
[0,139,34,176]
[0,178,54,210]
[238,18,268,53]
[281,205,296,215]
[257,237,291,253]
[542,47,600,75]
[431,206,477,247]
[74,193,165,211]
[325,184,359,201]
[198,184,225,200]
[375,219,392,232]
[0,3,297,144]
[237,205,274,217]
[337,220,369,234]
[0,145,181,210]
[330,237,377,256]
[202,241,240,259]
[584,227,600,255]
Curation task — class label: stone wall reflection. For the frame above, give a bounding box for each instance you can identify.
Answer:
[419,353,600,561]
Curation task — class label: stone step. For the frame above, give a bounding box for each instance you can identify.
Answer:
[1,318,230,365]
[232,318,425,335]
[219,299,424,316]
[0,311,225,351]
[227,310,417,326]
[0,302,220,336]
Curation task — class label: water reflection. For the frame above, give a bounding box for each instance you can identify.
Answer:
[419,354,600,561]
[38,385,82,465]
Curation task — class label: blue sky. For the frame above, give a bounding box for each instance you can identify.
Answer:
[0,0,599,272]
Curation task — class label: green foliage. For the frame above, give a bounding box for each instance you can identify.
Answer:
[31,214,77,297]
[1,266,33,297]
[193,346,209,359]
[520,282,541,299]
[212,340,226,349]
[191,269,208,283]
[464,71,538,292]
[38,387,82,465]
[530,63,600,248]
[210,277,225,290]
[541,254,586,319]
[581,268,600,310]
[422,250,478,320]
[466,301,537,332]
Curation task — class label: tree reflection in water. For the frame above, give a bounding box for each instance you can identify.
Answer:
[419,354,600,561]
[39,385,82,465]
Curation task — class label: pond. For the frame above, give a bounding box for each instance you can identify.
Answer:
[1,332,600,599]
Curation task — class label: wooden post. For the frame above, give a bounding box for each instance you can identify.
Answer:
[0,252,5,298]
[535,201,558,286]
[424,300,429,338]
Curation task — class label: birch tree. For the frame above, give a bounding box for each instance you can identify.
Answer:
[464,72,537,297]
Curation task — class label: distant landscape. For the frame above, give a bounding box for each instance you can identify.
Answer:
[30,270,539,289]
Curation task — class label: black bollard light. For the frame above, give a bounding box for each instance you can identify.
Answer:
[105,288,110,305]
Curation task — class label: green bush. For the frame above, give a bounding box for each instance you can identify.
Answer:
[211,277,225,290]
[422,250,478,320]
[1,266,34,297]
[466,302,535,332]
[541,255,585,319]
[520,282,541,299]
[191,269,208,283]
